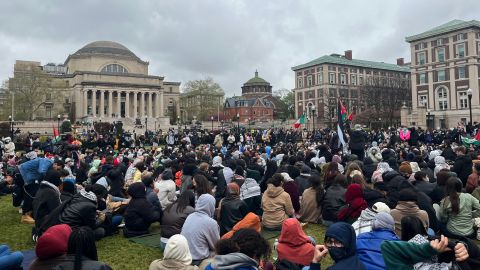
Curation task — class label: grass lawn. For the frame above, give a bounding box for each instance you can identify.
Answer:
[0,195,332,269]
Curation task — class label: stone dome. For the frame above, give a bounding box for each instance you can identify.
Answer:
[244,70,270,86]
[72,41,139,59]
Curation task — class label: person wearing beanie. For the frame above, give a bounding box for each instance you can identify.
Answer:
[149,234,198,270]
[352,202,391,236]
[29,224,72,270]
[155,169,177,210]
[218,182,248,236]
[356,212,399,270]
[390,188,429,238]
[32,169,63,233]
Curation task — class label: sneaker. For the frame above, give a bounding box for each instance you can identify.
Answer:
[21,214,35,224]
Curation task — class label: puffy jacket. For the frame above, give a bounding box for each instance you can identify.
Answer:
[124,183,162,237]
[349,130,367,151]
[322,184,346,222]
[32,181,61,229]
[19,158,53,185]
[160,203,194,239]
[357,229,399,270]
[59,193,97,229]
[219,199,248,236]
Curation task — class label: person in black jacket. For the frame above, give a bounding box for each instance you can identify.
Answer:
[33,170,63,231]
[452,146,472,186]
[123,182,162,238]
[349,125,367,160]
[218,182,248,236]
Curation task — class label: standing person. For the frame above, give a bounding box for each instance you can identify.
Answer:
[451,146,472,186]
[349,124,367,161]
[261,173,294,230]
[181,194,220,266]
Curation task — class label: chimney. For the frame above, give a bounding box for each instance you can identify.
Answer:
[344,50,352,60]
[397,58,404,66]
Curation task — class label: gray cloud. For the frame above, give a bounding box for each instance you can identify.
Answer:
[0,0,479,95]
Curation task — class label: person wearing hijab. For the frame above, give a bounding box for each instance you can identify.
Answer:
[311,222,366,270]
[351,202,390,236]
[280,172,300,213]
[181,194,220,266]
[218,183,249,236]
[337,184,367,224]
[434,156,450,179]
[371,162,392,183]
[123,182,162,238]
[277,218,315,267]
[149,234,198,270]
[29,224,72,270]
[356,212,399,270]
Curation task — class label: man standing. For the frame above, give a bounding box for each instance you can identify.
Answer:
[452,146,472,186]
[349,124,367,160]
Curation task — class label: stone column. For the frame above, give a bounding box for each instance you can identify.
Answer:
[108,91,113,117]
[155,93,160,117]
[140,92,145,117]
[99,90,105,117]
[159,91,164,117]
[83,90,88,117]
[125,92,130,118]
[133,92,138,119]
[148,92,153,117]
[117,91,122,118]
[91,89,96,117]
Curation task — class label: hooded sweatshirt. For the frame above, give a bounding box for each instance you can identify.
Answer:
[149,234,198,270]
[206,253,258,270]
[324,222,366,270]
[181,194,220,261]
[261,184,294,229]
[337,184,367,223]
[277,218,315,266]
[221,212,261,240]
[124,182,162,237]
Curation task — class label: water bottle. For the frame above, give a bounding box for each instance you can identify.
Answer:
[272,238,278,261]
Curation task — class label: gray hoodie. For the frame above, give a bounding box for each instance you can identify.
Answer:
[209,253,258,270]
[181,194,220,261]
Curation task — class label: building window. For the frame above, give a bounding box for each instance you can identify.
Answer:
[297,77,303,88]
[456,43,465,58]
[459,92,468,109]
[358,76,363,85]
[101,64,128,73]
[458,66,466,79]
[418,95,428,107]
[340,74,346,84]
[418,52,426,65]
[317,73,323,85]
[437,87,448,110]
[349,74,356,85]
[437,70,446,81]
[419,73,426,84]
[46,93,52,101]
[456,33,466,41]
[297,92,303,101]
[329,73,336,84]
[307,75,313,87]
[437,47,445,62]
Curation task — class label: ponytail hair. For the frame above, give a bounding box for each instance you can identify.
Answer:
[67,227,98,270]
[445,177,462,215]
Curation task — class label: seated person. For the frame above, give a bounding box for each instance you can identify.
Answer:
[141,175,161,210]
[277,218,315,267]
[29,224,72,270]
[356,212,399,270]
[124,182,162,238]
[53,226,112,269]
[149,234,198,270]
[239,176,262,216]
[261,173,294,230]
[218,183,248,236]
[299,175,324,224]
[221,212,261,240]
[161,190,195,250]
[181,194,219,266]
[351,202,390,236]
[321,175,347,226]
[390,188,429,238]
[32,170,63,232]
[337,184,367,224]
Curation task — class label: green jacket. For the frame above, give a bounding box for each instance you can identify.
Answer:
[381,241,437,270]
[440,192,480,236]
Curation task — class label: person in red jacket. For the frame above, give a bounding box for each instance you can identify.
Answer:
[337,184,367,224]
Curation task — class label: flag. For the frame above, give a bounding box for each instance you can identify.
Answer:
[475,129,480,141]
[462,136,480,147]
[337,99,347,147]
[348,112,354,121]
[53,127,60,142]
[293,114,306,129]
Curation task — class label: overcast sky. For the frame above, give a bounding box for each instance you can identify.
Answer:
[0,0,479,95]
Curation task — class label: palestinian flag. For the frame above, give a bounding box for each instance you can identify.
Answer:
[461,136,480,147]
[337,99,347,147]
[294,114,306,129]
[53,127,60,143]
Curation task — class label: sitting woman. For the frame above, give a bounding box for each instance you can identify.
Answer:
[337,183,367,224]
[155,169,177,211]
[321,174,347,226]
[440,177,480,238]
[29,224,72,270]
[261,173,294,230]
[299,175,324,224]
[53,226,112,270]
[277,218,315,268]
[123,182,162,238]
[149,234,198,270]
[221,212,261,239]
[160,190,195,250]
[218,183,249,236]
[205,228,271,270]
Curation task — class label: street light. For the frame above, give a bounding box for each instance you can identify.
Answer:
[311,105,316,132]
[468,88,473,134]
[57,114,61,131]
[8,115,13,138]
[211,116,214,131]
[236,113,240,133]
[145,116,148,133]
[426,109,431,130]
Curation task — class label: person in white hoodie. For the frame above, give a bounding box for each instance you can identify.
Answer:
[149,234,198,270]
[155,169,177,210]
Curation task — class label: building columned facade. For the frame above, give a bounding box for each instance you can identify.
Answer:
[222,71,275,123]
[292,51,411,128]
[402,20,480,129]
[8,41,180,126]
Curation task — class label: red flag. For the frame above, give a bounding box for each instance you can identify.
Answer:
[348,113,354,121]
[53,127,59,137]
[475,129,480,141]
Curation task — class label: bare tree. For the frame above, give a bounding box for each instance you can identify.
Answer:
[180,77,224,121]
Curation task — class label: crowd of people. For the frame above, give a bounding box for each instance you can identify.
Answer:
[1,123,480,269]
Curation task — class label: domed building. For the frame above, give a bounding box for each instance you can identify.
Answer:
[9,41,180,126]
[223,70,275,123]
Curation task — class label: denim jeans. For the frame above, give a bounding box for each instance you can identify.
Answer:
[111,215,123,227]
[0,245,23,269]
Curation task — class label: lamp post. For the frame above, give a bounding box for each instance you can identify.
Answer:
[8,115,13,138]
[145,116,148,133]
[177,116,180,130]
[468,88,473,134]
[211,116,214,131]
[57,114,61,131]
[426,109,431,130]
[236,113,240,134]
[311,105,316,132]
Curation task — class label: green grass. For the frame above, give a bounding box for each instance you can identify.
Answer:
[0,196,332,269]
